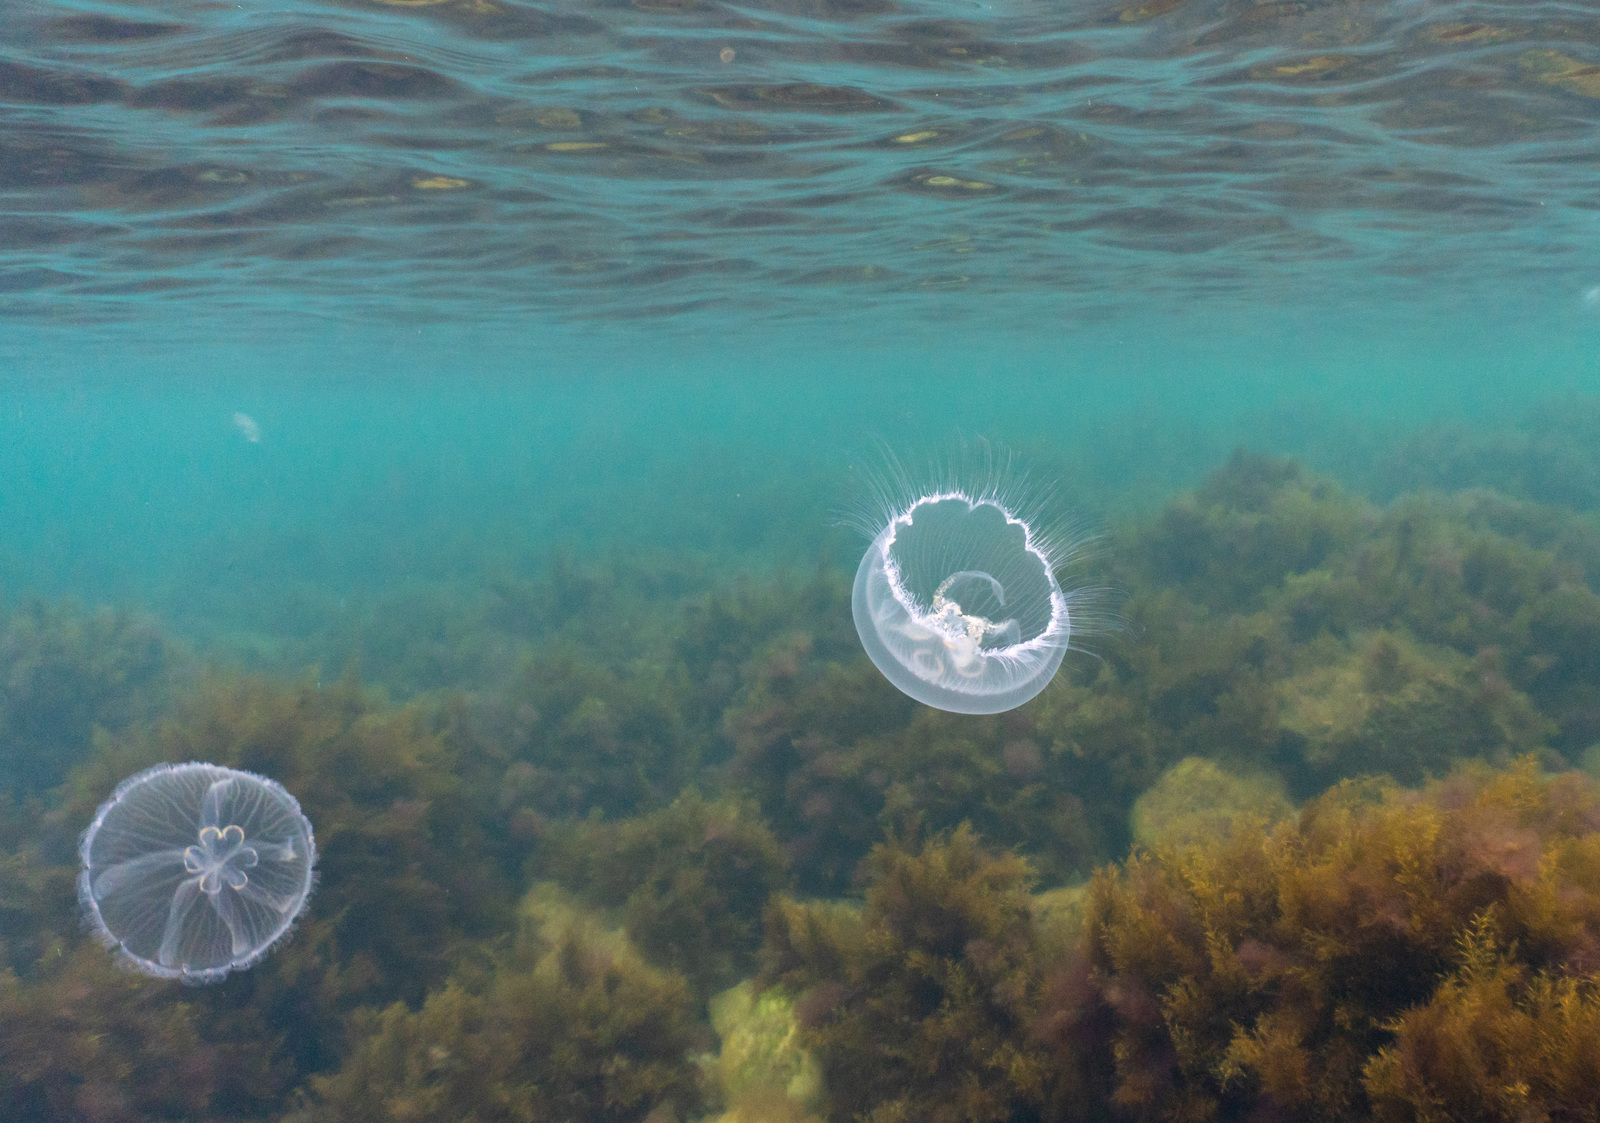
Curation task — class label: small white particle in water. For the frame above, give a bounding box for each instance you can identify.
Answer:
[1584,286,1600,310]
[233,412,261,443]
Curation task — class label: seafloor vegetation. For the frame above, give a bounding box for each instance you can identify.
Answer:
[5,408,1600,1122]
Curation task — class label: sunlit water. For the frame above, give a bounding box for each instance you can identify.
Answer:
[2,0,1599,644]
[5,0,1600,328]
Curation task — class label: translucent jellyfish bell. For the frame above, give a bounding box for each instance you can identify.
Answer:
[853,452,1092,714]
[79,762,316,984]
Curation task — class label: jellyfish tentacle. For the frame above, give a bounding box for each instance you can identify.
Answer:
[157,876,204,967]
[207,881,251,958]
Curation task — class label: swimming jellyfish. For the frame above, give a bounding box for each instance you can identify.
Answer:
[79,762,316,983]
[852,447,1097,714]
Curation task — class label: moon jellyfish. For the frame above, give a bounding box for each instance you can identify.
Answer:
[852,448,1097,714]
[79,762,316,983]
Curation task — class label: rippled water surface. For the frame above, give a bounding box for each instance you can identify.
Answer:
[6,0,1599,326]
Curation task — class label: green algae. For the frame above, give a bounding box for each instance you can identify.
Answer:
[1129,757,1294,851]
[294,884,703,1123]
[705,981,823,1123]
[762,825,1049,1123]
[0,599,180,794]
[540,791,789,1000]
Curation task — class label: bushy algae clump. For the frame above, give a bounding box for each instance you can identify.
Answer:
[1273,629,1552,786]
[1104,453,1599,796]
[0,599,179,794]
[753,762,1600,1123]
[295,885,704,1123]
[0,942,282,1122]
[1363,911,1600,1123]
[1079,760,1600,1122]
[541,791,789,999]
[1364,395,1600,513]
[477,644,698,822]
[724,628,1113,896]
[762,824,1050,1123]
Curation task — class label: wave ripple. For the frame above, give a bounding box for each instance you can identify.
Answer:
[3,0,1596,325]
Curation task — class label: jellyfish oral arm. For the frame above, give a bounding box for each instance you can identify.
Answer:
[237,878,301,915]
[930,570,1020,650]
[934,569,1009,608]
[91,849,188,901]
[157,877,204,968]
[208,886,252,958]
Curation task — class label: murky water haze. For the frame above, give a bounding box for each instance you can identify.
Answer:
[4,305,1596,631]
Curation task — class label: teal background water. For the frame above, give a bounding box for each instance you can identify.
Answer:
[5,0,1600,636]
[4,313,1599,655]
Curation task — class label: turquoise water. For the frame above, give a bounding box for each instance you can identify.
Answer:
[6,0,1600,597]
[6,0,1600,570]
[6,0,1600,1119]
[3,317,1597,643]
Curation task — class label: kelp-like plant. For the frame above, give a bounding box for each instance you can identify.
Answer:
[1074,759,1600,1122]
[1364,910,1600,1123]
[0,599,179,794]
[294,885,704,1123]
[762,824,1049,1123]
[541,791,789,999]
